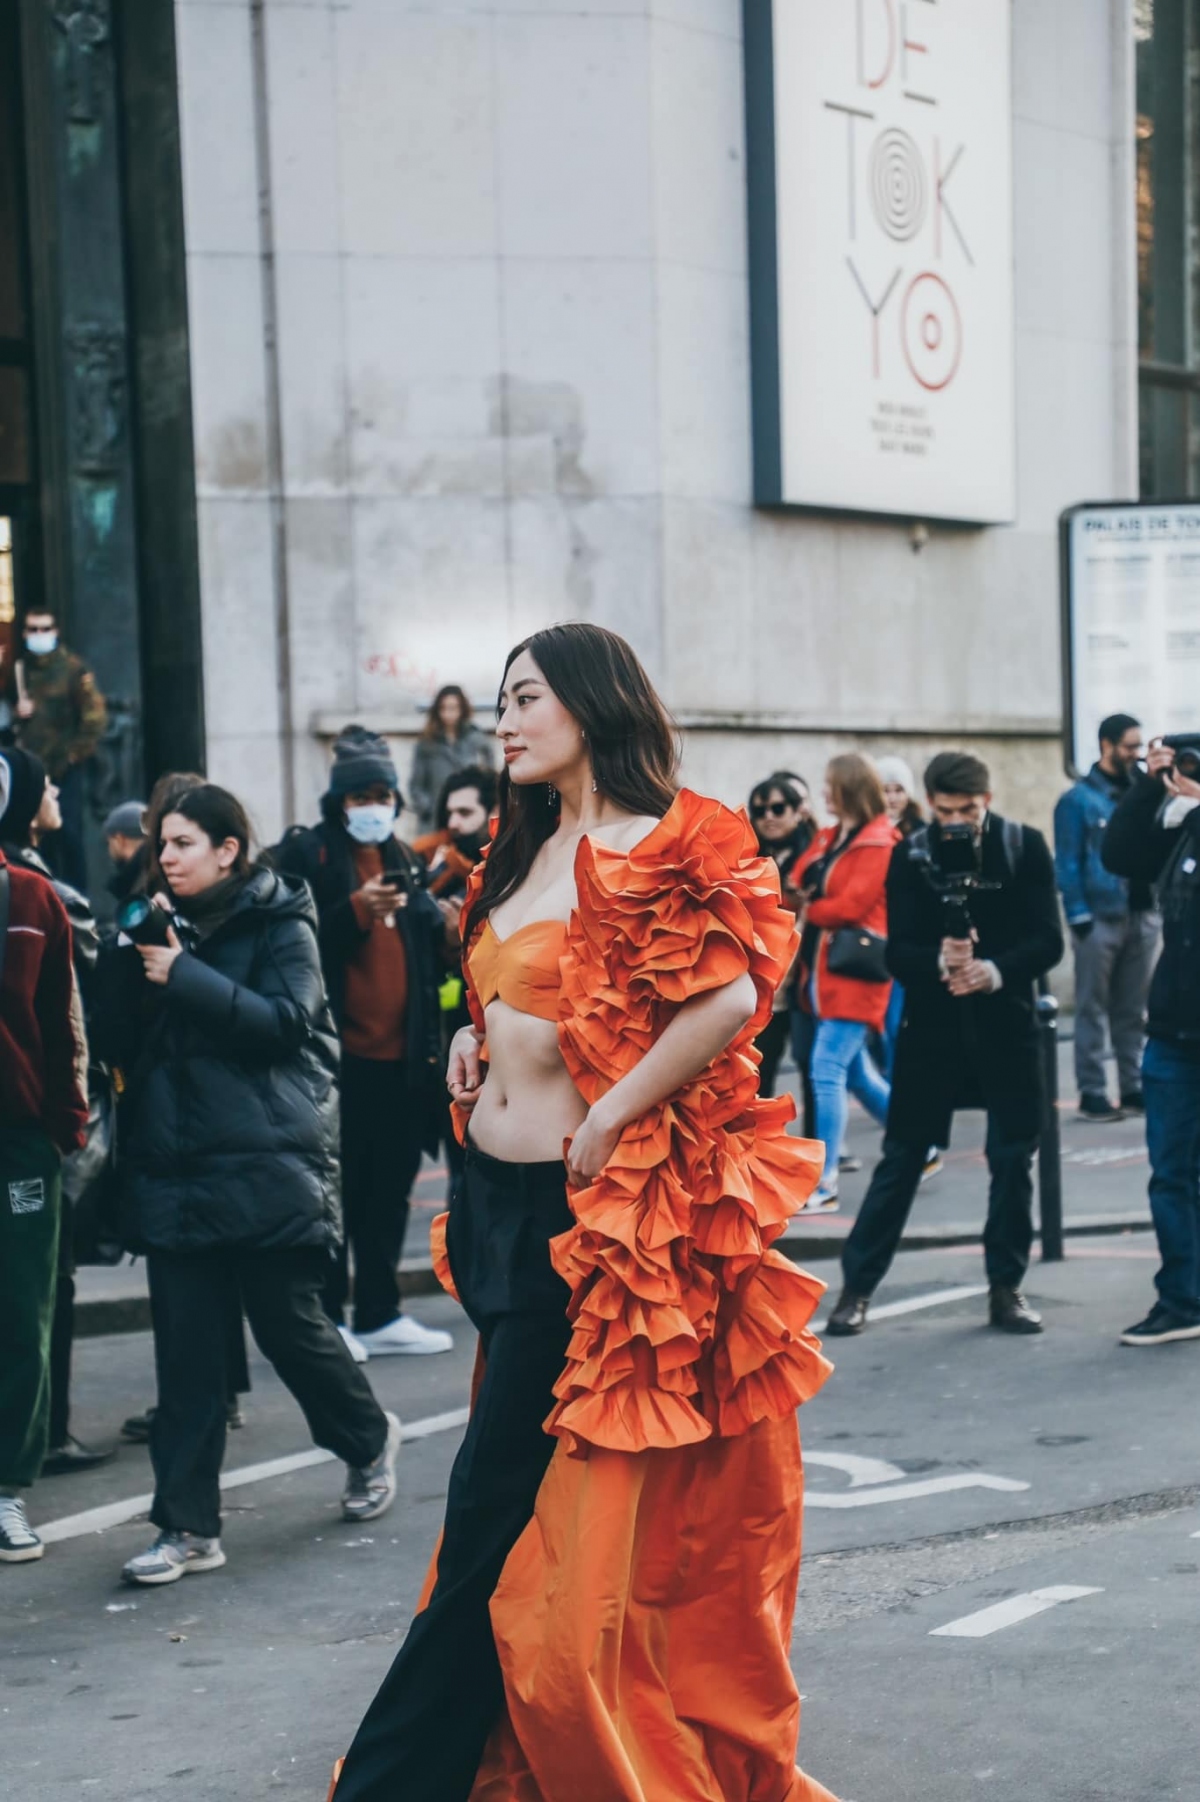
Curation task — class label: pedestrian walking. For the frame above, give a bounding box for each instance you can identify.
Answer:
[408,685,494,835]
[272,727,452,1360]
[0,757,88,1563]
[329,622,834,1802]
[826,751,1063,1338]
[95,784,400,1585]
[1054,712,1158,1120]
[792,754,896,1210]
[0,747,113,1476]
[1102,735,1200,1346]
[748,771,816,1116]
[875,754,925,1083]
[9,604,107,892]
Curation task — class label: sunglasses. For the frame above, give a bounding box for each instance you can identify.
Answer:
[751,800,796,819]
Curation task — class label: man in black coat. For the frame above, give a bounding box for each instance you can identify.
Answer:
[273,726,452,1359]
[828,751,1064,1338]
[1102,735,1200,1346]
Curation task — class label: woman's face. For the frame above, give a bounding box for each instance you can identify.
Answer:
[883,781,909,822]
[34,778,61,837]
[438,692,464,730]
[159,811,239,896]
[752,787,803,844]
[496,649,585,789]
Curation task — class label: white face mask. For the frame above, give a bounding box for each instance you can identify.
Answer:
[345,803,395,845]
[25,631,58,657]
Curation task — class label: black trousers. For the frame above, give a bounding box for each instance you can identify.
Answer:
[842,1116,1038,1297]
[334,1140,574,1802]
[47,1213,252,1449]
[326,1055,425,1335]
[147,1246,387,1540]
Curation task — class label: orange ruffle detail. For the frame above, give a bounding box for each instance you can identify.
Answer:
[545,790,832,1455]
[428,1210,460,1304]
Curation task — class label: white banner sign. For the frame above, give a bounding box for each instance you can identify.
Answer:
[745,0,1016,523]
[1063,503,1200,773]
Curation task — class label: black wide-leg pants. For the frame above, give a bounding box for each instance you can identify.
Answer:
[147,1247,387,1540]
[333,1141,574,1802]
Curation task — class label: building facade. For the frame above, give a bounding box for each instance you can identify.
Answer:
[2,0,1198,858]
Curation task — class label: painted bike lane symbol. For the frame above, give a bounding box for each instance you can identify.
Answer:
[804,1451,1030,1509]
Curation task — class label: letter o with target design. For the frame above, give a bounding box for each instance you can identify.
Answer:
[901,271,963,392]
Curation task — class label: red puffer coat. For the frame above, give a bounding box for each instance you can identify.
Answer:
[793,814,898,1031]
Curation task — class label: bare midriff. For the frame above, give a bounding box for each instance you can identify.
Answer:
[467,999,587,1164]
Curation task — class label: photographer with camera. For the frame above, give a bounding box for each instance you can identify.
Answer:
[97,784,401,1585]
[827,751,1063,1338]
[1102,734,1200,1347]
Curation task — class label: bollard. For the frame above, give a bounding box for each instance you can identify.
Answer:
[1036,980,1064,1262]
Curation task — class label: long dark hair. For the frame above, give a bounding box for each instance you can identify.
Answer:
[166,783,253,880]
[422,684,473,742]
[463,624,679,943]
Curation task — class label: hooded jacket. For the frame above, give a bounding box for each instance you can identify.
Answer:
[96,867,341,1254]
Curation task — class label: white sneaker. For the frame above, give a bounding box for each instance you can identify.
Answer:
[354,1315,453,1357]
[801,1187,840,1213]
[0,1494,44,1563]
[121,1531,226,1586]
[342,1411,402,1524]
[337,1324,369,1364]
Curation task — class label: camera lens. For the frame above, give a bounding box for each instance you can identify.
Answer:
[1176,748,1200,780]
[115,896,154,936]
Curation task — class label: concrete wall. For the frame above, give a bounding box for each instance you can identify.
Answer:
[174,0,1138,848]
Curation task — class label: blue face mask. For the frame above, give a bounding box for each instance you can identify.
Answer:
[345,803,395,845]
[25,631,58,657]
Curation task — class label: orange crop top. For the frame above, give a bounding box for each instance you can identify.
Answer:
[467,918,569,1024]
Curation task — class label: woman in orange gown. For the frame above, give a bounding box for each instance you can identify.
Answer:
[332,624,839,1802]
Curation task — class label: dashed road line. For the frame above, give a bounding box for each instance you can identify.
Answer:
[929,1585,1103,1638]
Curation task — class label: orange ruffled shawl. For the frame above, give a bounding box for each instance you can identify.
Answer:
[429,790,839,1802]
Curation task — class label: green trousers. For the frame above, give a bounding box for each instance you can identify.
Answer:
[0,1124,61,1489]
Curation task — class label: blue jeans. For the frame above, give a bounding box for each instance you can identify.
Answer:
[1143,1036,1200,1321]
[810,1018,891,1187]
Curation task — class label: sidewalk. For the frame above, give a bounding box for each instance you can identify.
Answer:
[76,1038,1152,1337]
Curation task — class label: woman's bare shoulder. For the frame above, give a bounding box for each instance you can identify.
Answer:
[586,812,664,856]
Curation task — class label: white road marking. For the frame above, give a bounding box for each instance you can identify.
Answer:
[812,1283,988,1333]
[806,1471,1029,1509]
[805,1451,906,1488]
[930,1586,1103,1638]
[38,1407,471,1547]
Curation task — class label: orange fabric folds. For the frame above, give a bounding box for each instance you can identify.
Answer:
[438,791,837,1802]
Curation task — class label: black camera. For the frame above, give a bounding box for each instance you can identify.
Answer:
[1162,733,1200,781]
[912,822,998,940]
[115,895,191,949]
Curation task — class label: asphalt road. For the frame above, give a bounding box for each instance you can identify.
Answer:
[5,1227,1196,1802]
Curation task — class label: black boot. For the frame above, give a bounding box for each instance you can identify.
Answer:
[989,1287,1043,1334]
[41,1435,118,1476]
[826,1290,870,1336]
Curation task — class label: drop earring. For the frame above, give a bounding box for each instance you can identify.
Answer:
[548,784,558,807]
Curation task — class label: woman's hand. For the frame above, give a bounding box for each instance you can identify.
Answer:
[565,1098,623,1188]
[447,1025,485,1112]
[139,927,183,986]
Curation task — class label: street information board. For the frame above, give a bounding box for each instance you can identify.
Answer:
[1061,501,1200,774]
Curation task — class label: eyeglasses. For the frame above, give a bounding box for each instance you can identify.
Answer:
[751,801,794,820]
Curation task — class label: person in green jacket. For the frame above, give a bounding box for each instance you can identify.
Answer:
[13,605,107,892]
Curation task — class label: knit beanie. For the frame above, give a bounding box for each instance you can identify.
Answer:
[875,754,917,798]
[325,724,399,800]
[0,747,48,848]
[103,800,147,841]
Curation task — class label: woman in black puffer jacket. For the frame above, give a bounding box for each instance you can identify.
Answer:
[97,785,400,1588]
